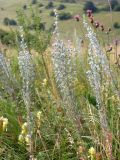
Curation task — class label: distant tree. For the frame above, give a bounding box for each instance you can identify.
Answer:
[3,18,17,26]
[113,22,120,28]
[50,11,55,17]
[31,0,37,5]
[23,5,27,10]
[3,18,10,26]
[9,19,17,25]
[58,4,66,10]
[110,0,118,10]
[45,2,54,9]
[61,0,76,3]
[59,12,72,20]
[39,3,44,7]
[114,4,120,11]
[83,1,97,13]
[39,10,42,13]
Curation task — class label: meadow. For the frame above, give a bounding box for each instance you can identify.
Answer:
[0,0,120,160]
[0,0,120,38]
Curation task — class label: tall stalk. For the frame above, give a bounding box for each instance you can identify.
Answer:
[18,26,35,160]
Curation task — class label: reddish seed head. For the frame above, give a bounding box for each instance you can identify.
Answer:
[90,17,94,24]
[87,10,92,14]
[87,10,92,17]
[100,25,104,31]
[81,40,84,44]
[108,28,111,32]
[100,25,104,28]
[115,40,118,46]
[95,22,99,28]
[74,15,80,22]
[106,46,112,52]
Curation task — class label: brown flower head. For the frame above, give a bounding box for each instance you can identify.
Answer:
[87,10,92,17]
[74,15,81,22]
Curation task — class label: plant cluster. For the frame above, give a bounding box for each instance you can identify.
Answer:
[0,7,120,160]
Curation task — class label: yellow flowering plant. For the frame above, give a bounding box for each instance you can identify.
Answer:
[0,116,8,133]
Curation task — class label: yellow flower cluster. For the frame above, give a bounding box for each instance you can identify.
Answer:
[18,111,42,145]
[88,147,96,159]
[0,116,8,133]
[42,79,47,86]
[18,122,31,145]
[88,147,96,155]
[36,111,42,129]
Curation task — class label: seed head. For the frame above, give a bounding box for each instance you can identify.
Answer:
[87,10,92,17]
[74,15,81,22]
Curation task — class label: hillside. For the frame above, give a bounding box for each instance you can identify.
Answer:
[0,0,120,39]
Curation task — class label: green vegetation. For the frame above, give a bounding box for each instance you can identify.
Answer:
[83,1,97,12]
[0,1,120,159]
[57,4,66,10]
[0,29,16,46]
[32,0,37,5]
[0,0,120,40]
[50,11,55,17]
[45,2,54,9]
[59,12,72,20]
[61,0,76,3]
[113,22,120,28]
[3,17,17,26]
[110,0,118,10]
[23,5,27,10]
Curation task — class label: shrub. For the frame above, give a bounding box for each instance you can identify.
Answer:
[114,4,120,11]
[45,2,54,9]
[9,19,17,25]
[83,1,97,13]
[31,0,37,4]
[61,0,76,3]
[0,29,15,46]
[3,18,17,26]
[110,0,118,10]
[3,17,9,25]
[113,22,120,28]
[59,12,72,20]
[23,5,27,10]
[29,23,45,31]
[39,3,44,7]
[58,4,66,10]
[50,11,55,17]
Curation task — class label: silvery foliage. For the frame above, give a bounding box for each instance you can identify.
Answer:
[52,10,76,103]
[52,10,80,125]
[18,26,34,96]
[83,17,112,108]
[83,18,111,141]
[18,26,35,137]
[0,52,15,96]
[84,17,120,111]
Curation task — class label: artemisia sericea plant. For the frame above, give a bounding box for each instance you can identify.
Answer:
[0,52,17,98]
[52,9,83,137]
[83,15,120,159]
[18,26,35,160]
